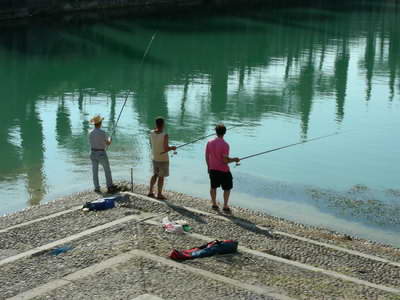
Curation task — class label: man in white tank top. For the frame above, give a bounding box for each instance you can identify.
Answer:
[148,117,176,200]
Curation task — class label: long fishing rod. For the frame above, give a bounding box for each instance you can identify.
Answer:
[236,132,340,165]
[161,123,244,155]
[108,32,157,143]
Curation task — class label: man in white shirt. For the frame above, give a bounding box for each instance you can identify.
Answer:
[148,117,176,200]
[89,115,117,194]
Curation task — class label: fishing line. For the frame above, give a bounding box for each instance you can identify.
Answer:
[161,123,246,155]
[108,32,157,145]
[236,132,341,166]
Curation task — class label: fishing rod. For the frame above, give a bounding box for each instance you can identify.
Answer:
[108,32,157,144]
[236,132,340,166]
[161,123,244,155]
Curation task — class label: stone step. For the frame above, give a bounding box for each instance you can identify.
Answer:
[132,184,400,264]
[133,295,164,300]
[125,193,400,290]
[138,220,400,299]
[0,192,99,231]
[0,204,141,258]
[2,214,399,299]
[7,250,286,300]
[0,212,158,267]
[1,191,400,299]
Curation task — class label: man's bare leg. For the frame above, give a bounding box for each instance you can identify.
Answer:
[210,188,217,207]
[149,175,157,196]
[157,176,165,199]
[223,190,231,209]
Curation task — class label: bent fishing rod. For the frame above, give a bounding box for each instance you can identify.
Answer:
[108,32,157,144]
[236,132,340,166]
[161,123,244,155]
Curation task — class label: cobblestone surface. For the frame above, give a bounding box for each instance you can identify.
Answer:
[1,183,400,299]
[31,256,275,300]
[129,183,400,263]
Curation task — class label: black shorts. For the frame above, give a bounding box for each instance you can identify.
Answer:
[209,170,233,190]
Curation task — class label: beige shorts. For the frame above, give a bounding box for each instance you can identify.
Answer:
[153,160,169,177]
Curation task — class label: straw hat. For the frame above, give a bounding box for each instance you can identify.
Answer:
[90,115,104,125]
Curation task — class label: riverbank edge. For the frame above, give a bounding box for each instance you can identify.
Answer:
[1,182,399,259]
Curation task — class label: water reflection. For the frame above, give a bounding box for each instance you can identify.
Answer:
[334,41,349,122]
[56,96,72,147]
[0,1,398,243]
[21,103,46,206]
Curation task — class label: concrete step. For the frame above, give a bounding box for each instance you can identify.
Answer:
[0,204,140,258]
[131,184,400,264]
[125,193,400,290]
[2,213,399,299]
[1,192,400,299]
[7,250,283,300]
[133,295,164,300]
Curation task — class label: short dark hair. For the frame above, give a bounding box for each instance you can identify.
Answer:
[215,124,226,136]
[155,117,165,128]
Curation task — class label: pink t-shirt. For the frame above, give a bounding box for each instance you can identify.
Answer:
[205,137,230,172]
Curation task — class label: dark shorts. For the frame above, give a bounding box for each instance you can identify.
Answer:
[209,170,233,190]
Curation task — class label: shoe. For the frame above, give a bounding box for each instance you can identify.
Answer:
[107,185,118,194]
[109,184,118,190]
[94,188,101,193]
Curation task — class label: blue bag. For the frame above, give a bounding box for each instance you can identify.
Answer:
[83,196,123,211]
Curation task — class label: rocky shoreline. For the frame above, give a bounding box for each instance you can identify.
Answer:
[1,182,400,299]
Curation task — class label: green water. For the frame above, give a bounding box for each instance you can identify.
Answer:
[1,2,400,246]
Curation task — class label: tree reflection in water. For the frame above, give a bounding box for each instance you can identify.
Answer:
[0,0,398,209]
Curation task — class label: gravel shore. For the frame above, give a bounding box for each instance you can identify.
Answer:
[1,182,400,300]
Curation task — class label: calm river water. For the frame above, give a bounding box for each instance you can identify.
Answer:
[0,2,399,246]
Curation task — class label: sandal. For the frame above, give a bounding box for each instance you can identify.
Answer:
[157,195,167,200]
[147,193,155,198]
[222,207,232,214]
[212,205,219,211]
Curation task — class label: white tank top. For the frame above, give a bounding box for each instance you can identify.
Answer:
[150,130,169,162]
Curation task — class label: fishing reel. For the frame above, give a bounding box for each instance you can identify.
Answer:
[160,148,178,157]
[172,146,178,156]
[234,158,241,167]
[169,147,178,156]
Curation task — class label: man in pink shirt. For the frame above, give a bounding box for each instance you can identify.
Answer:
[205,124,240,213]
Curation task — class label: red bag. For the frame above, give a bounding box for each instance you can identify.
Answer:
[169,249,192,260]
[169,240,238,260]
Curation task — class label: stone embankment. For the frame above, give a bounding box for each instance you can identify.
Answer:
[1,183,400,299]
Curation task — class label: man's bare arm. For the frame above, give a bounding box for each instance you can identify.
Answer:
[163,134,176,152]
[223,155,240,164]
